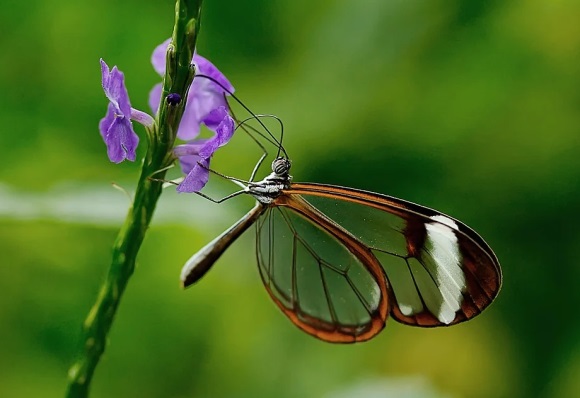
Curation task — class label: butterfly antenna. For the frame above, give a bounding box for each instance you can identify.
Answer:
[235,114,288,159]
[229,104,277,150]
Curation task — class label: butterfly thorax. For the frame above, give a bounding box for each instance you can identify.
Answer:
[247,157,292,204]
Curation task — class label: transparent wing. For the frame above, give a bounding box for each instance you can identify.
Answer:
[279,183,502,328]
[256,197,389,343]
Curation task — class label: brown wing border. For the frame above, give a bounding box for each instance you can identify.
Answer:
[282,183,502,327]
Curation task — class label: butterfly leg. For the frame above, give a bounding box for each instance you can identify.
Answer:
[196,161,250,189]
[248,151,267,183]
[195,189,246,203]
[147,176,183,188]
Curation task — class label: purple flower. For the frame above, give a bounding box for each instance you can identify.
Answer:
[99,59,154,163]
[174,106,235,192]
[148,39,235,141]
[99,41,236,193]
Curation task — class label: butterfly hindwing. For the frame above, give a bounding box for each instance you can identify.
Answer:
[256,194,389,343]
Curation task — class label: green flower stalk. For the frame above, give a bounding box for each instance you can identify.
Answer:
[63,1,238,396]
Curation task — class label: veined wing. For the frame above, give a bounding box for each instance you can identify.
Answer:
[181,203,266,288]
[256,195,389,343]
[278,183,502,327]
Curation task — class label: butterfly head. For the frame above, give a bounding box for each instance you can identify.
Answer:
[272,157,291,176]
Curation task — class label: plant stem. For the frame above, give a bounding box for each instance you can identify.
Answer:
[65,1,203,397]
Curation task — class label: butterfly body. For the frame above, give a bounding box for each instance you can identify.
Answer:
[245,162,291,204]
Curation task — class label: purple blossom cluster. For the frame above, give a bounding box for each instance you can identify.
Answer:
[99,39,235,192]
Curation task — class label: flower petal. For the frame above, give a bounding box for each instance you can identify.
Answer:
[151,39,171,76]
[202,105,228,127]
[148,83,163,116]
[100,59,131,118]
[216,113,235,146]
[201,104,230,132]
[103,116,139,163]
[99,102,116,140]
[177,81,229,140]
[174,140,212,175]
[177,157,211,193]
[194,54,234,93]
[199,109,235,158]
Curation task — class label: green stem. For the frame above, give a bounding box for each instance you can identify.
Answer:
[65,1,203,397]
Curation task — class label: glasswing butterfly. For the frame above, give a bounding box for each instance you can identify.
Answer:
[180,76,502,343]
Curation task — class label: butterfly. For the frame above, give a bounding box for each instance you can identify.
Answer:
[180,76,502,343]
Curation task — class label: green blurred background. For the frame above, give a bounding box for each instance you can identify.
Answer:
[1,0,579,397]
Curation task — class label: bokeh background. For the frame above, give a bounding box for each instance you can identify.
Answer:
[1,0,579,397]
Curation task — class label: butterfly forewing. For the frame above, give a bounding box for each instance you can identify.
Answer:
[256,198,389,342]
[281,183,501,328]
